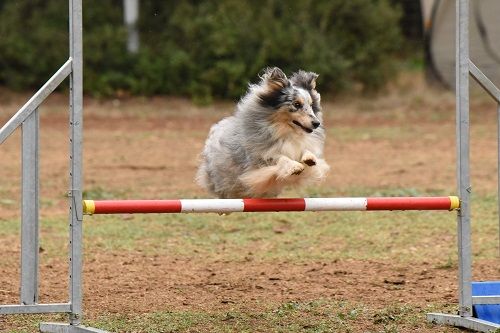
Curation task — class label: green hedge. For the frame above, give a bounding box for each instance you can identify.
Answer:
[0,0,403,100]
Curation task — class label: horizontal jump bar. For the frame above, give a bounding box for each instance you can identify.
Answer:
[83,196,460,215]
[0,303,71,314]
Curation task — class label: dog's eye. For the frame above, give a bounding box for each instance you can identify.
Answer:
[293,102,302,109]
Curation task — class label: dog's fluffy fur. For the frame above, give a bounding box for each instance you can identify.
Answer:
[197,67,329,198]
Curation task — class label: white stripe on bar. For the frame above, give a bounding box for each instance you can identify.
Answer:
[181,199,244,213]
[304,198,367,211]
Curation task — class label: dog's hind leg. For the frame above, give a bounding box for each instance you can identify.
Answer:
[239,165,282,197]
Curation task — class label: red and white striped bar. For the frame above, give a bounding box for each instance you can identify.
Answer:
[83,196,460,215]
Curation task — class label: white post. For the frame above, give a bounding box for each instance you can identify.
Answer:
[124,0,139,53]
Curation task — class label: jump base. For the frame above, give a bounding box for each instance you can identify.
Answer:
[427,313,500,332]
[40,323,110,333]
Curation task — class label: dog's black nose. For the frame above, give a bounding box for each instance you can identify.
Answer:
[312,121,320,129]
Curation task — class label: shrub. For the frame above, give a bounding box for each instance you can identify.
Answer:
[0,0,403,100]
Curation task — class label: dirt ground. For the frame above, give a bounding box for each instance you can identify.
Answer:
[0,251,498,317]
[1,75,500,332]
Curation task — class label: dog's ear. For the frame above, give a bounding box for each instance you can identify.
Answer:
[261,67,289,90]
[310,89,322,113]
[258,67,291,108]
[290,70,319,91]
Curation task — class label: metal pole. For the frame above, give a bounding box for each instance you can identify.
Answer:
[498,103,500,256]
[124,0,139,53]
[20,108,39,305]
[69,0,84,326]
[456,0,473,318]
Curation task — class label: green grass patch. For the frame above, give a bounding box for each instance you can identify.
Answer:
[2,300,459,333]
[1,190,497,263]
[79,190,497,263]
[2,314,67,333]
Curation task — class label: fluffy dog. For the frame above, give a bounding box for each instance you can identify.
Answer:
[196,67,329,198]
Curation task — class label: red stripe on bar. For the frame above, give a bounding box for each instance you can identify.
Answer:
[243,198,306,212]
[366,197,452,211]
[93,200,182,214]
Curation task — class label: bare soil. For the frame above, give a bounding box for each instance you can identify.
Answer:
[1,76,499,331]
[0,251,498,317]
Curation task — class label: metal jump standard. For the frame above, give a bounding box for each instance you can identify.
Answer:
[0,0,499,332]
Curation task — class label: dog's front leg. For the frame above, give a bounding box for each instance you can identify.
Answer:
[300,150,318,166]
[300,151,330,180]
[276,155,305,180]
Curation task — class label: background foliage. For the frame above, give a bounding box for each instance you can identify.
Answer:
[0,0,403,100]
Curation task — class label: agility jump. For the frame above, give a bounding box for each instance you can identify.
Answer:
[0,0,499,332]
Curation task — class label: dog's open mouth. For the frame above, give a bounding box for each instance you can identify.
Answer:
[292,120,313,133]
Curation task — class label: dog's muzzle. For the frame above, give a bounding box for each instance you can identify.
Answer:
[292,120,314,133]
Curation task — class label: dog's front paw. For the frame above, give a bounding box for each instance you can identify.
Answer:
[301,151,317,166]
[277,160,305,179]
[290,163,305,175]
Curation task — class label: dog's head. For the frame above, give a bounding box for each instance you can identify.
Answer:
[257,67,322,135]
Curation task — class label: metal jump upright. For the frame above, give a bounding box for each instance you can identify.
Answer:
[0,0,499,332]
[426,0,500,331]
[0,0,103,332]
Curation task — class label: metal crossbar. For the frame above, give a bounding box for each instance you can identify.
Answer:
[0,303,71,315]
[0,59,72,144]
[472,296,500,305]
[469,60,500,103]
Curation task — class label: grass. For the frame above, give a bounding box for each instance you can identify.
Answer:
[2,188,498,263]
[1,301,459,333]
[82,196,493,263]
[12,209,447,261]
